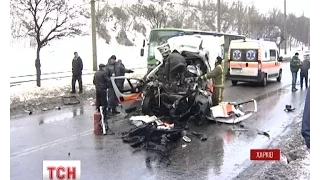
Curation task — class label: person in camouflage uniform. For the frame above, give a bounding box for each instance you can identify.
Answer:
[200,56,225,106]
[290,52,302,91]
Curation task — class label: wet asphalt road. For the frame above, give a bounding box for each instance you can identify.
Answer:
[10,63,309,180]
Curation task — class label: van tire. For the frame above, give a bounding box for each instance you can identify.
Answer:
[260,74,267,86]
[276,69,282,82]
[232,80,238,86]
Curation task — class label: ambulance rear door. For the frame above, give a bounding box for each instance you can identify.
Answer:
[229,45,259,77]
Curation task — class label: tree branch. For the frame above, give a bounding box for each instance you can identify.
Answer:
[40,14,68,46]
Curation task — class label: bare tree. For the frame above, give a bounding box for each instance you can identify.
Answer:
[11,0,85,87]
[197,0,217,31]
[94,3,113,44]
[166,3,185,28]
[141,3,168,28]
[220,1,234,33]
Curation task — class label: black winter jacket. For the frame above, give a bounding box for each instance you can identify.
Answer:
[300,59,310,73]
[93,69,110,90]
[105,62,117,77]
[72,57,83,76]
[115,62,131,76]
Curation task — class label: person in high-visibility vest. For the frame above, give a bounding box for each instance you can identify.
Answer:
[200,56,225,106]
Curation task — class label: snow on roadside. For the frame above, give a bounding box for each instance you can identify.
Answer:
[10,67,147,116]
[10,68,147,103]
[295,153,310,180]
[280,46,309,60]
[235,114,310,180]
[10,36,147,77]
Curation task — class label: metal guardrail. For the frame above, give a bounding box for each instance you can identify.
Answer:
[10,72,95,86]
[10,69,89,79]
[10,66,147,86]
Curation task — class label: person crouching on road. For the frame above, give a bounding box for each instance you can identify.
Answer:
[300,55,310,89]
[115,59,134,91]
[301,88,310,151]
[105,55,120,115]
[200,56,225,106]
[290,52,302,91]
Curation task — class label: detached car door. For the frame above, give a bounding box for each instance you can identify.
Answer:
[110,76,145,113]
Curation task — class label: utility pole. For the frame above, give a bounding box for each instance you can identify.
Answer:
[237,1,241,35]
[217,0,221,32]
[284,0,287,55]
[248,7,251,38]
[91,0,98,71]
[308,22,310,50]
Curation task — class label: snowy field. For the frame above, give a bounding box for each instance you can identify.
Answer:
[10,36,147,77]
[10,67,147,103]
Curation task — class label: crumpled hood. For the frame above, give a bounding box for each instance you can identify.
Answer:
[155,35,224,61]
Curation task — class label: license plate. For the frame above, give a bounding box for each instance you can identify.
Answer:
[243,69,255,75]
[232,69,241,74]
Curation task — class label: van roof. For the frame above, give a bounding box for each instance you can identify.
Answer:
[230,39,278,49]
[231,39,276,43]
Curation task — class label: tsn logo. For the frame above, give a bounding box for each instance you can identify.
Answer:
[43,160,81,180]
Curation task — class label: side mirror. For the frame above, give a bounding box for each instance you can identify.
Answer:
[142,40,146,47]
[140,48,144,57]
[278,56,283,62]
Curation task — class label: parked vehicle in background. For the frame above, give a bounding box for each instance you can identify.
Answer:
[228,39,283,86]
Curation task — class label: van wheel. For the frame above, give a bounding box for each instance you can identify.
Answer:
[260,74,267,86]
[232,80,238,86]
[276,70,282,82]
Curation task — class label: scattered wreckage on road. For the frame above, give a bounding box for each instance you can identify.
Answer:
[110,35,258,152]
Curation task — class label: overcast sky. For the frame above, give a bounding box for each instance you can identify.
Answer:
[106,0,310,18]
[90,0,310,18]
[230,0,310,17]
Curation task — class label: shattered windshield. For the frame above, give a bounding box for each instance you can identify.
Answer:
[148,30,182,64]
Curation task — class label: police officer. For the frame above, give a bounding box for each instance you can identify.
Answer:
[115,59,134,91]
[200,56,225,106]
[105,55,120,115]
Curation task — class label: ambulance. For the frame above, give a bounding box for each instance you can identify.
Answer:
[228,39,283,86]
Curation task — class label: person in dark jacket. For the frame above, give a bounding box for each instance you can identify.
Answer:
[290,52,302,91]
[93,64,110,119]
[301,88,310,150]
[164,50,187,82]
[71,52,83,93]
[115,59,134,91]
[300,55,310,89]
[105,55,120,115]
